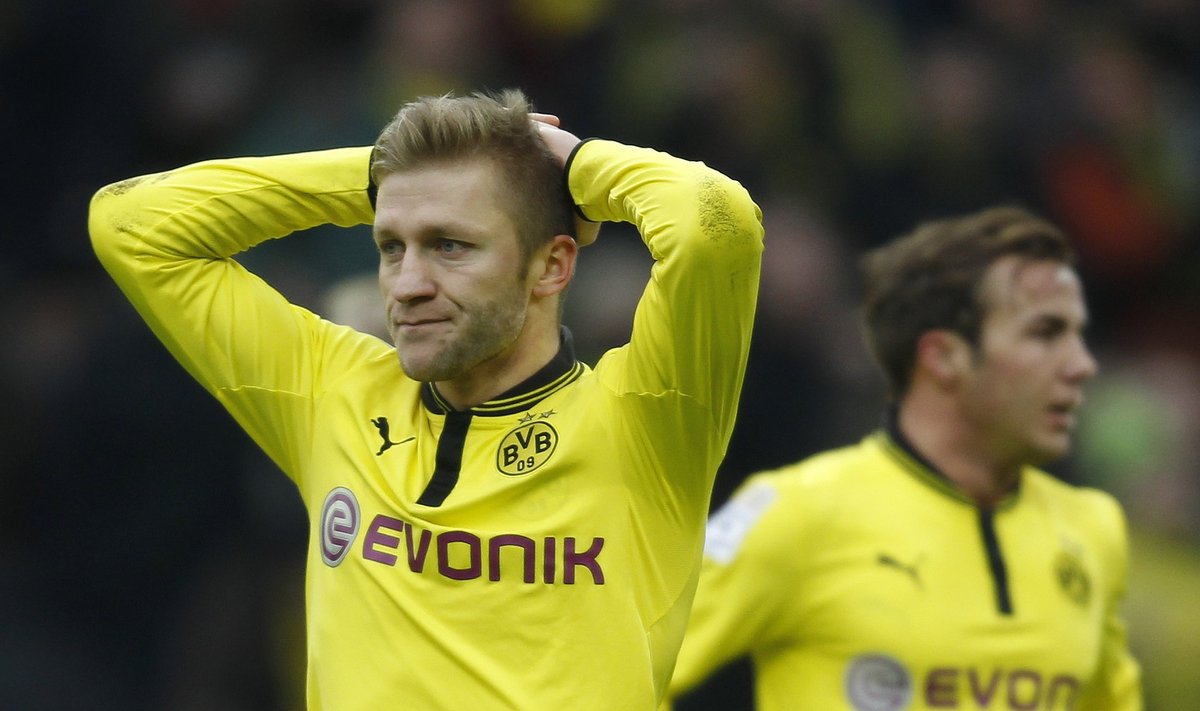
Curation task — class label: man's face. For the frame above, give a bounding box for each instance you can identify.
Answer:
[373,158,534,383]
[959,257,1098,465]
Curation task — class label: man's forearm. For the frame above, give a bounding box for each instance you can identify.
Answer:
[89,147,375,269]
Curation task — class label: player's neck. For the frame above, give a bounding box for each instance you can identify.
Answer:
[897,398,1021,508]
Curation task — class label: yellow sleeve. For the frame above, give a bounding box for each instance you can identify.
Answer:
[567,138,764,494]
[569,139,763,421]
[669,475,797,698]
[1079,494,1143,710]
[88,148,381,481]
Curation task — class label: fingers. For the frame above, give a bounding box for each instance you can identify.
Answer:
[574,216,600,247]
[529,112,560,126]
[529,111,593,246]
[532,119,580,168]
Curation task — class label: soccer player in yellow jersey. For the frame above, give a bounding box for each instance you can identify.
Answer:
[88,89,764,710]
[667,207,1142,711]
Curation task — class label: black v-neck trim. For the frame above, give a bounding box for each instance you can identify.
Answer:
[416,411,473,507]
[878,408,1017,616]
[413,328,581,508]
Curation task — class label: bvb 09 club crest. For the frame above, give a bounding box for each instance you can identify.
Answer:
[497,421,558,476]
[1054,549,1091,607]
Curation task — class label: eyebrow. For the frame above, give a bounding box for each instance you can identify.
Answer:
[372,224,457,243]
[1031,313,1068,329]
[1026,312,1089,334]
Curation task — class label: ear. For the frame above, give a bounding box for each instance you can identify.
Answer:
[531,234,577,298]
[914,329,972,389]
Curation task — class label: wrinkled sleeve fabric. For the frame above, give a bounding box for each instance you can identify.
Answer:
[88,148,382,484]
[566,138,764,501]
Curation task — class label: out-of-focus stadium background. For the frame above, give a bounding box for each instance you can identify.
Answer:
[2,0,1198,709]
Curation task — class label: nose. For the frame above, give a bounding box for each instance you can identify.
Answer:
[1064,335,1099,383]
[383,252,436,304]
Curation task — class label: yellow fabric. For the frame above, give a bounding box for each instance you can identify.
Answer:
[89,140,763,710]
[669,432,1142,711]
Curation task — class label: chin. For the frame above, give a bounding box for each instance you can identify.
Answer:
[1030,437,1072,465]
[396,352,440,382]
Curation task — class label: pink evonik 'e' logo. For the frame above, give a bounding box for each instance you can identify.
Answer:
[321,487,361,567]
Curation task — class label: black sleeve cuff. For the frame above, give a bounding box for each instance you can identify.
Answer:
[563,138,599,223]
[366,146,379,211]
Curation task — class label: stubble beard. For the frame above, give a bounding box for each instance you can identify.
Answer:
[397,290,529,384]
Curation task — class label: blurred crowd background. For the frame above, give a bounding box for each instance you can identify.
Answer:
[3,0,1198,709]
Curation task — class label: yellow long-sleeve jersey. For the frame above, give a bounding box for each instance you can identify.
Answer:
[669,429,1142,711]
[89,139,764,710]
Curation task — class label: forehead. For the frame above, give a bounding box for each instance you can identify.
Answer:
[374,157,505,226]
[980,256,1087,321]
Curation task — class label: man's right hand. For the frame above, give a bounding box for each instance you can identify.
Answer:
[531,113,600,247]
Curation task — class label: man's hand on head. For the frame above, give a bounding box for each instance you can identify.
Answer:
[531,113,599,247]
